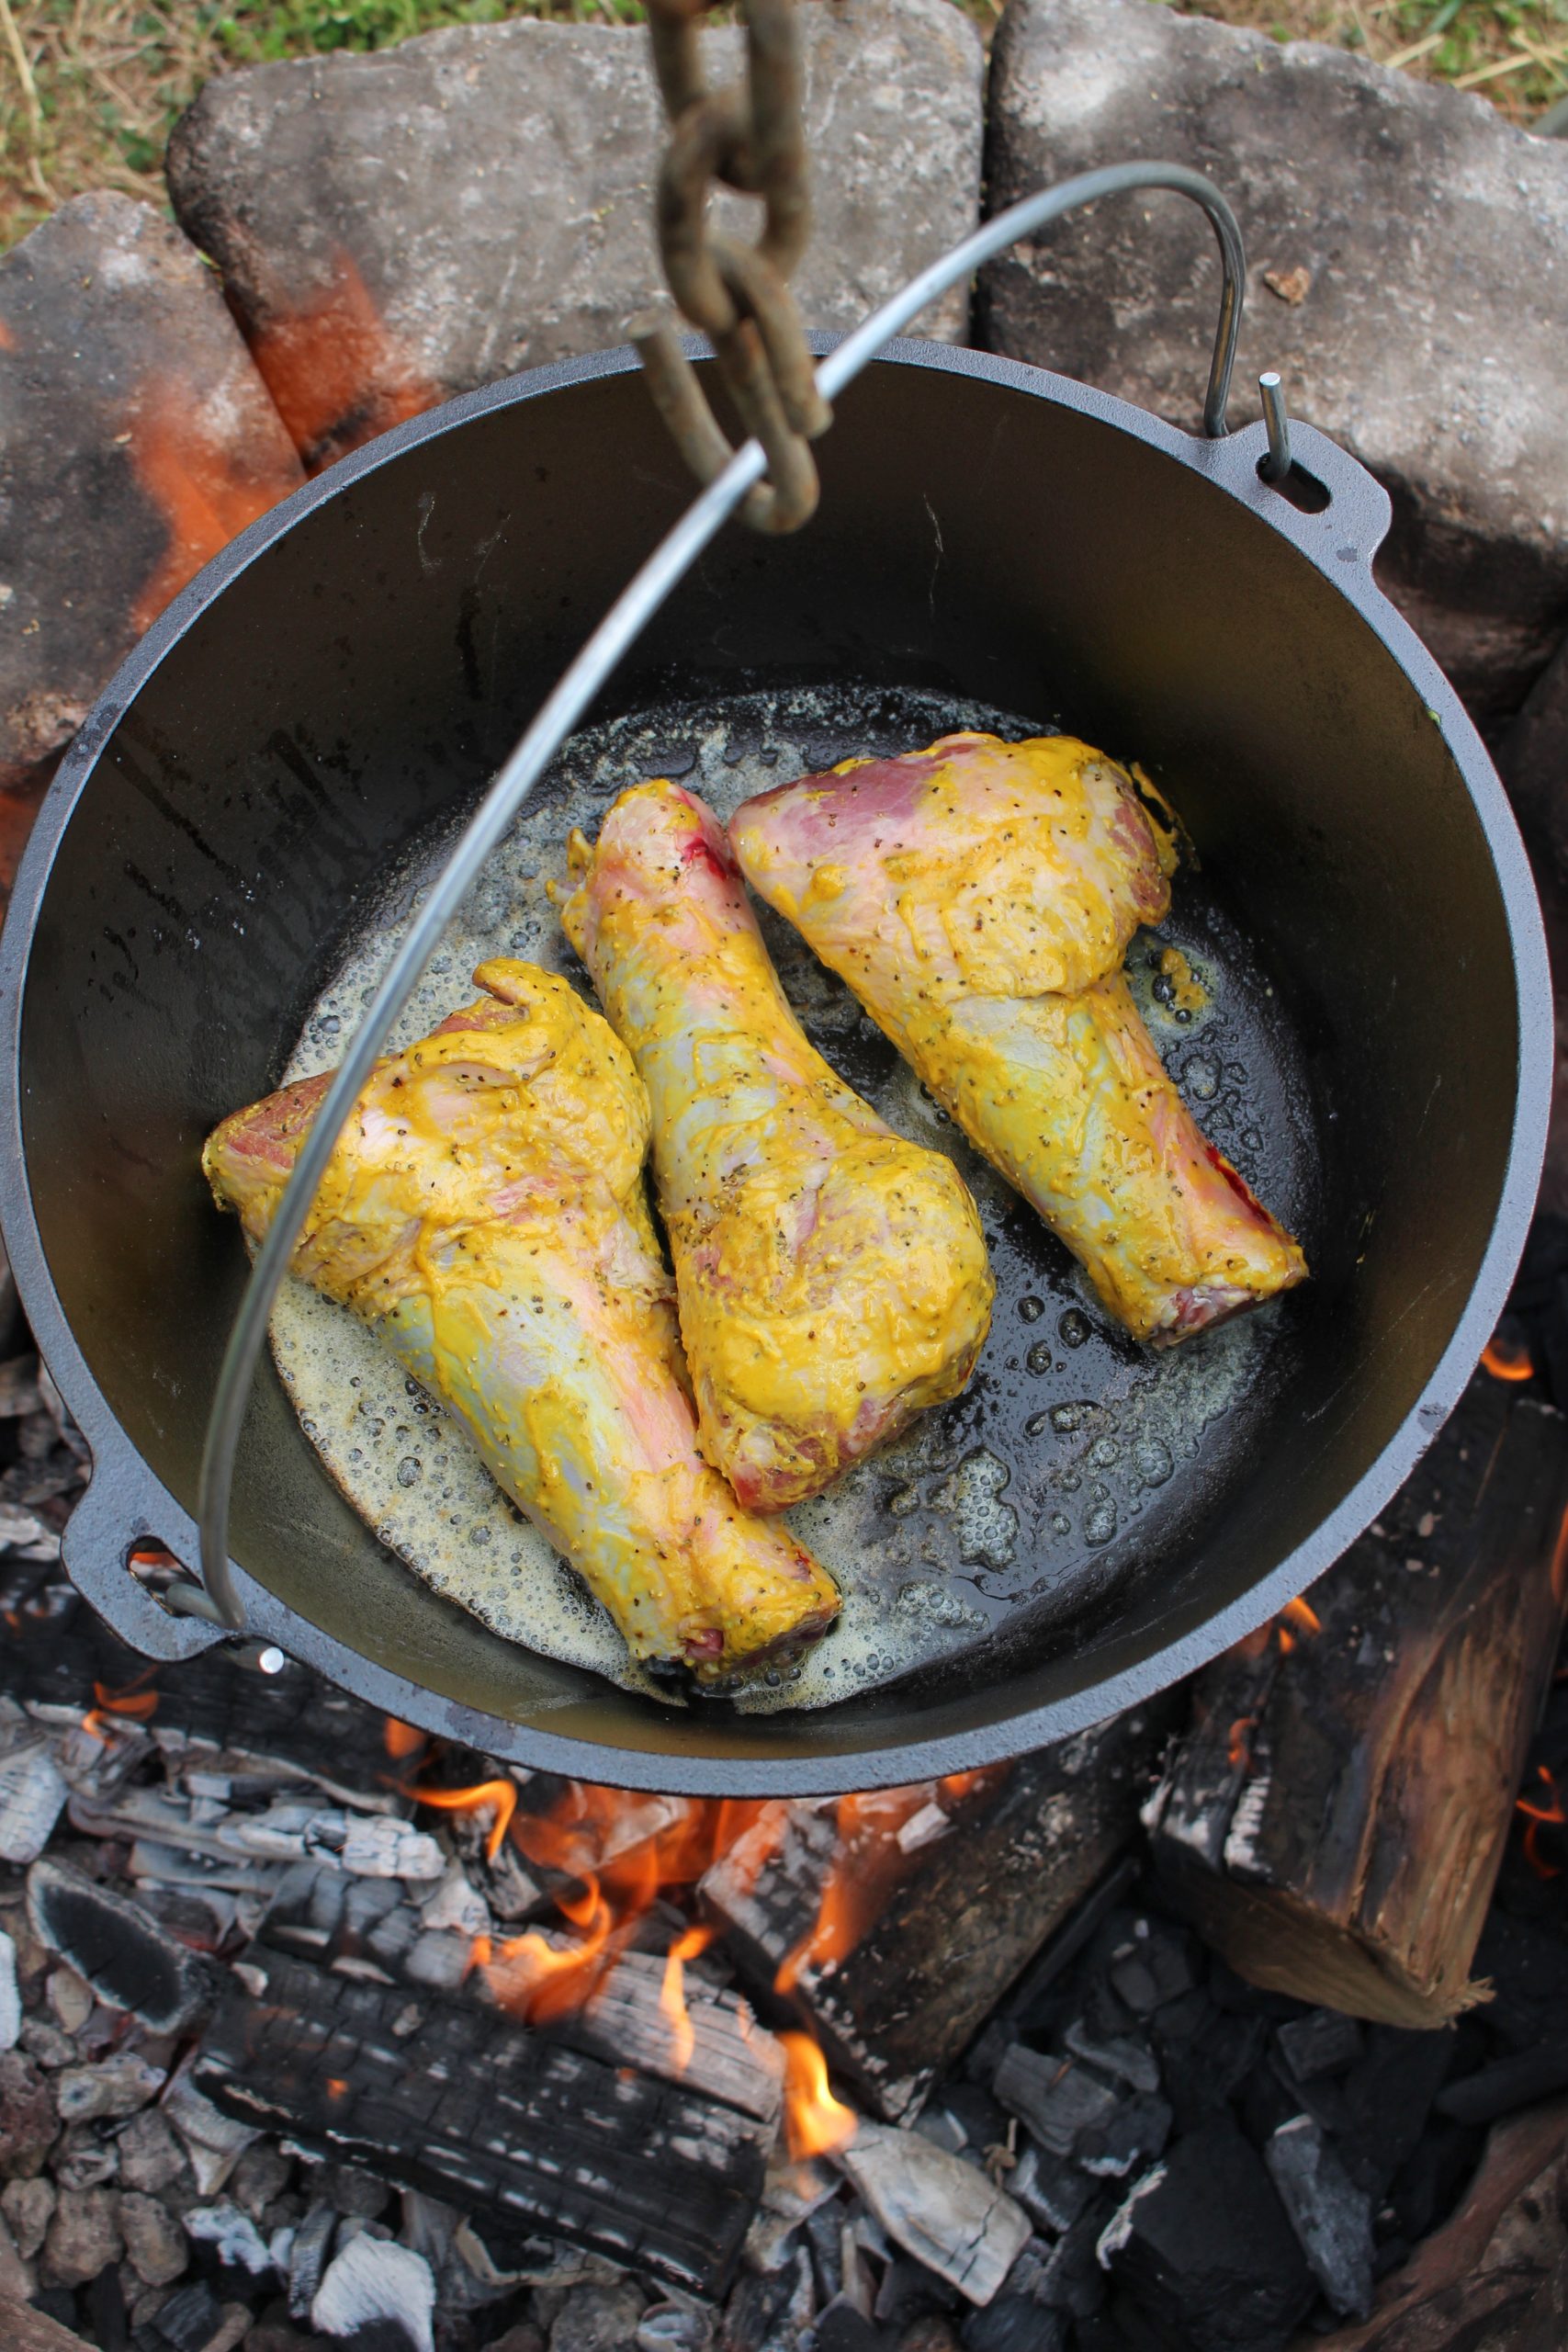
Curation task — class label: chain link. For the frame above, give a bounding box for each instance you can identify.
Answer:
[637,0,830,534]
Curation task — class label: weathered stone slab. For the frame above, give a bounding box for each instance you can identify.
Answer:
[165,0,983,473]
[0,191,305,817]
[980,0,1568,727]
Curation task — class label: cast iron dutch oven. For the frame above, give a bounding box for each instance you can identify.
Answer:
[0,328,1551,1792]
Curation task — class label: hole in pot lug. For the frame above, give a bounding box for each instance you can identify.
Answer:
[1257,456,1332,515]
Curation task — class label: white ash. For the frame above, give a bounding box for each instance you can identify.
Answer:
[313,2230,437,2351]
[0,1928,18,2052]
[835,2120,1032,2305]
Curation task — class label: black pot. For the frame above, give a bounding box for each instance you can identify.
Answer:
[0,341,1550,1792]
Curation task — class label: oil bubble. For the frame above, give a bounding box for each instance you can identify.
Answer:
[1018,1295,1044,1323]
[1051,1402,1092,1433]
[1083,1498,1118,1546]
[887,1485,921,1518]
[1184,1055,1219,1101]
[1051,1513,1071,1536]
[1134,1438,1174,1487]
[1089,1436,1122,1470]
[397,1457,423,1488]
[929,1449,1018,1571]
[1026,1341,1054,1375]
[1024,1413,1050,1438]
[1059,1309,1091,1349]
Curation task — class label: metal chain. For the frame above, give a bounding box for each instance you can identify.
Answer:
[637,0,830,534]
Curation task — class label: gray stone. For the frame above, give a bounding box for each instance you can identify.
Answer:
[0,2204,34,2301]
[0,2048,56,2177]
[0,1930,17,2052]
[117,2108,189,2196]
[980,0,1568,726]
[231,2139,293,2219]
[1,2173,54,2257]
[53,2122,120,2191]
[550,2279,649,2352]
[1263,2113,1373,2320]
[56,2052,167,2123]
[0,191,305,799]
[119,2188,189,2287]
[41,2184,123,2289]
[165,0,983,472]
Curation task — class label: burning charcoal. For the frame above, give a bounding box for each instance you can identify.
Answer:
[1470,1908,1568,2052]
[0,1505,60,1562]
[288,2199,338,2316]
[1338,2028,1456,2198]
[1153,2008,1266,2133]
[419,1864,490,1939]
[960,2294,1067,2352]
[1062,2022,1160,2096]
[1263,2116,1373,2319]
[230,2142,293,2222]
[40,2184,123,2289]
[992,2047,1118,2157]
[835,2124,1031,2305]
[1025,2200,1113,2322]
[56,2054,167,2125]
[318,2161,390,2220]
[814,2305,885,2352]
[636,2304,712,2351]
[3,2174,54,2256]
[1010,2143,1092,2234]
[0,1736,68,1863]
[311,2230,435,2347]
[1276,2010,1364,2083]
[1435,2038,1568,2125]
[0,2046,57,2172]
[27,1860,218,2034]
[186,2198,275,2275]
[704,1721,1171,2124]
[896,2325,960,2352]
[912,2109,966,2156]
[148,2278,229,2352]
[161,2059,262,2197]
[1097,2119,1314,2348]
[119,2188,189,2289]
[403,1928,471,1992]
[1076,2095,1173,2180]
[483,1841,546,1923]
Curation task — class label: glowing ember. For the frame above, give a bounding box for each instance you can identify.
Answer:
[660,1923,716,2075]
[1482,1333,1533,1383]
[1281,1596,1321,1635]
[1227,1714,1258,1772]
[779,2030,857,2161]
[384,1717,424,1762]
[774,1777,997,1998]
[412,1777,518,1862]
[1517,1763,1565,1880]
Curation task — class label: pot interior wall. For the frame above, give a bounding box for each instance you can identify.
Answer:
[15,353,1523,1766]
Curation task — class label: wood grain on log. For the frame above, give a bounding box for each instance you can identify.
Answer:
[1145,1378,1568,2025]
[701,1703,1174,2120]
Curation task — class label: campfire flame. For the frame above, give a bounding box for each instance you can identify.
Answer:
[81,1668,159,1740]
[660,1922,716,2074]
[1227,1714,1258,1772]
[779,2030,857,2161]
[1482,1333,1533,1383]
[384,1717,425,1762]
[774,1771,1000,1998]
[1517,1763,1564,1880]
[412,1776,518,1862]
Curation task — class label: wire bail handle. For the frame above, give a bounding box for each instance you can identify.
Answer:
[637,0,830,535]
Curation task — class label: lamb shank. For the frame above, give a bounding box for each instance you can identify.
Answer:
[730,734,1306,1343]
[203,959,840,1680]
[556,780,994,1510]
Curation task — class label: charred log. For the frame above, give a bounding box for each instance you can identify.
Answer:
[1145,1375,1568,2025]
[701,1704,1175,2121]
[191,1941,772,2299]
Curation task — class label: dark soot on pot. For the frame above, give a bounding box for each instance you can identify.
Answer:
[272,685,1321,1712]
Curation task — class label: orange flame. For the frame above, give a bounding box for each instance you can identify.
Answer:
[1517,1764,1565,1880]
[82,1668,160,1739]
[773,1773,1001,2000]
[660,1923,716,2075]
[1482,1334,1533,1383]
[384,1717,425,1763]
[1281,1596,1321,1635]
[1227,1714,1258,1772]
[779,2030,857,2161]
[412,1777,518,1863]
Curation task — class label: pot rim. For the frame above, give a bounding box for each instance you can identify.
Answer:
[0,336,1551,1793]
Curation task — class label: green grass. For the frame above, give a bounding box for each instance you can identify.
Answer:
[0,0,1562,259]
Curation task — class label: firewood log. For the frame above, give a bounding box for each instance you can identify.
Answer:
[1145,1374,1568,2026]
